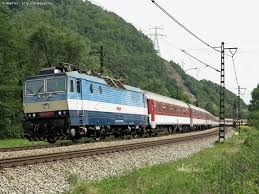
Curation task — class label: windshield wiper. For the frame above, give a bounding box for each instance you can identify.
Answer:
[26,88,34,94]
[34,85,44,96]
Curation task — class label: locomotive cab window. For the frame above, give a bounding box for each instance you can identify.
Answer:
[46,77,66,93]
[76,80,81,93]
[70,80,74,92]
[25,79,44,95]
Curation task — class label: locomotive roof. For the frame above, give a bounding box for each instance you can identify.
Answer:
[25,71,143,93]
[66,72,143,93]
[123,85,143,93]
[66,71,107,85]
[25,72,66,80]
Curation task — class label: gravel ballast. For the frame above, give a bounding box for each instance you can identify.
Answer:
[0,128,219,159]
[0,129,234,193]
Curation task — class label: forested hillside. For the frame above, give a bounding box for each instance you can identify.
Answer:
[0,0,246,138]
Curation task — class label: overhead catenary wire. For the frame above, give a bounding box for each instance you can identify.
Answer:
[184,67,198,72]
[231,56,239,87]
[181,50,220,72]
[160,26,243,99]
[150,0,231,57]
[228,48,241,95]
[159,36,220,74]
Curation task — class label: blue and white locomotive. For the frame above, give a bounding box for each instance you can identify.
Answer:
[23,64,148,143]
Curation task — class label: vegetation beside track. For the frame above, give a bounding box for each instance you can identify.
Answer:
[0,139,48,148]
[0,138,94,148]
[67,126,259,194]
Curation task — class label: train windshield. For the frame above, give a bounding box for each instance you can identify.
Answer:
[46,77,66,93]
[25,79,44,95]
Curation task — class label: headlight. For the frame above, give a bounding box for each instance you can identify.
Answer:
[32,113,36,117]
[58,111,62,115]
[63,111,66,115]
[28,114,31,118]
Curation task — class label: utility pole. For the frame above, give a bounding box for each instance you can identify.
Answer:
[90,45,105,74]
[219,42,226,142]
[149,26,165,56]
[219,42,238,142]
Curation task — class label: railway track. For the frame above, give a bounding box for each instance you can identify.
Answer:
[0,129,220,168]
[0,129,217,153]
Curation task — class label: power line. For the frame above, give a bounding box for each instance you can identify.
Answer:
[225,48,239,89]
[231,57,239,87]
[150,0,227,55]
[184,67,198,72]
[184,67,201,80]
[181,50,220,72]
[159,35,220,74]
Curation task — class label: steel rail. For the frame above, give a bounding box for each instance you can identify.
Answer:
[0,129,220,168]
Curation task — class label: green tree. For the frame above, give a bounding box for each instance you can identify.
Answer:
[205,102,217,114]
[0,9,24,138]
[29,25,91,69]
[248,84,259,128]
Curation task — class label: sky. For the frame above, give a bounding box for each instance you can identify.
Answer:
[89,0,259,104]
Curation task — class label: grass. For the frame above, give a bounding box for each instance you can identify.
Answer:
[0,138,48,148]
[67,126,259,194]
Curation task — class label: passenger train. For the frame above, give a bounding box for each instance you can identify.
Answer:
[22,64,232,143]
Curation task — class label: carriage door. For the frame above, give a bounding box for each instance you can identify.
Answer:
[76,79,84,117]
[187,104,193,128]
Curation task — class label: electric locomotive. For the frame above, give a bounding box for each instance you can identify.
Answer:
[23,64,148,143]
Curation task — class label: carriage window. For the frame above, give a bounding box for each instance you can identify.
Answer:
[99,86,102,95]
[76,80,80,93]
[70,80,74,92]
[90,83,94,94]
[46,77,65,93]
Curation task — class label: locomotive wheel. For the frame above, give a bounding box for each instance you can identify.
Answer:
[132,133,138,138]
[47,138,57,144]
[71,134,81,143]
[94,131,101,141]
[72,138,80,143]
[183,126,189,132]
[94,136,101,141]
[113,131,120,138]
